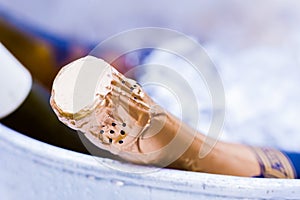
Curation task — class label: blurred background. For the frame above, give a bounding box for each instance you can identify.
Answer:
[1,0,300,155]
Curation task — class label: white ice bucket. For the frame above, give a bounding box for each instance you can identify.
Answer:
[1,123,300,199]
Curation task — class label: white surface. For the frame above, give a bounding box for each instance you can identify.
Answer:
[0,43,32,119]
[1,0,300,46]
[1,123,300,200]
